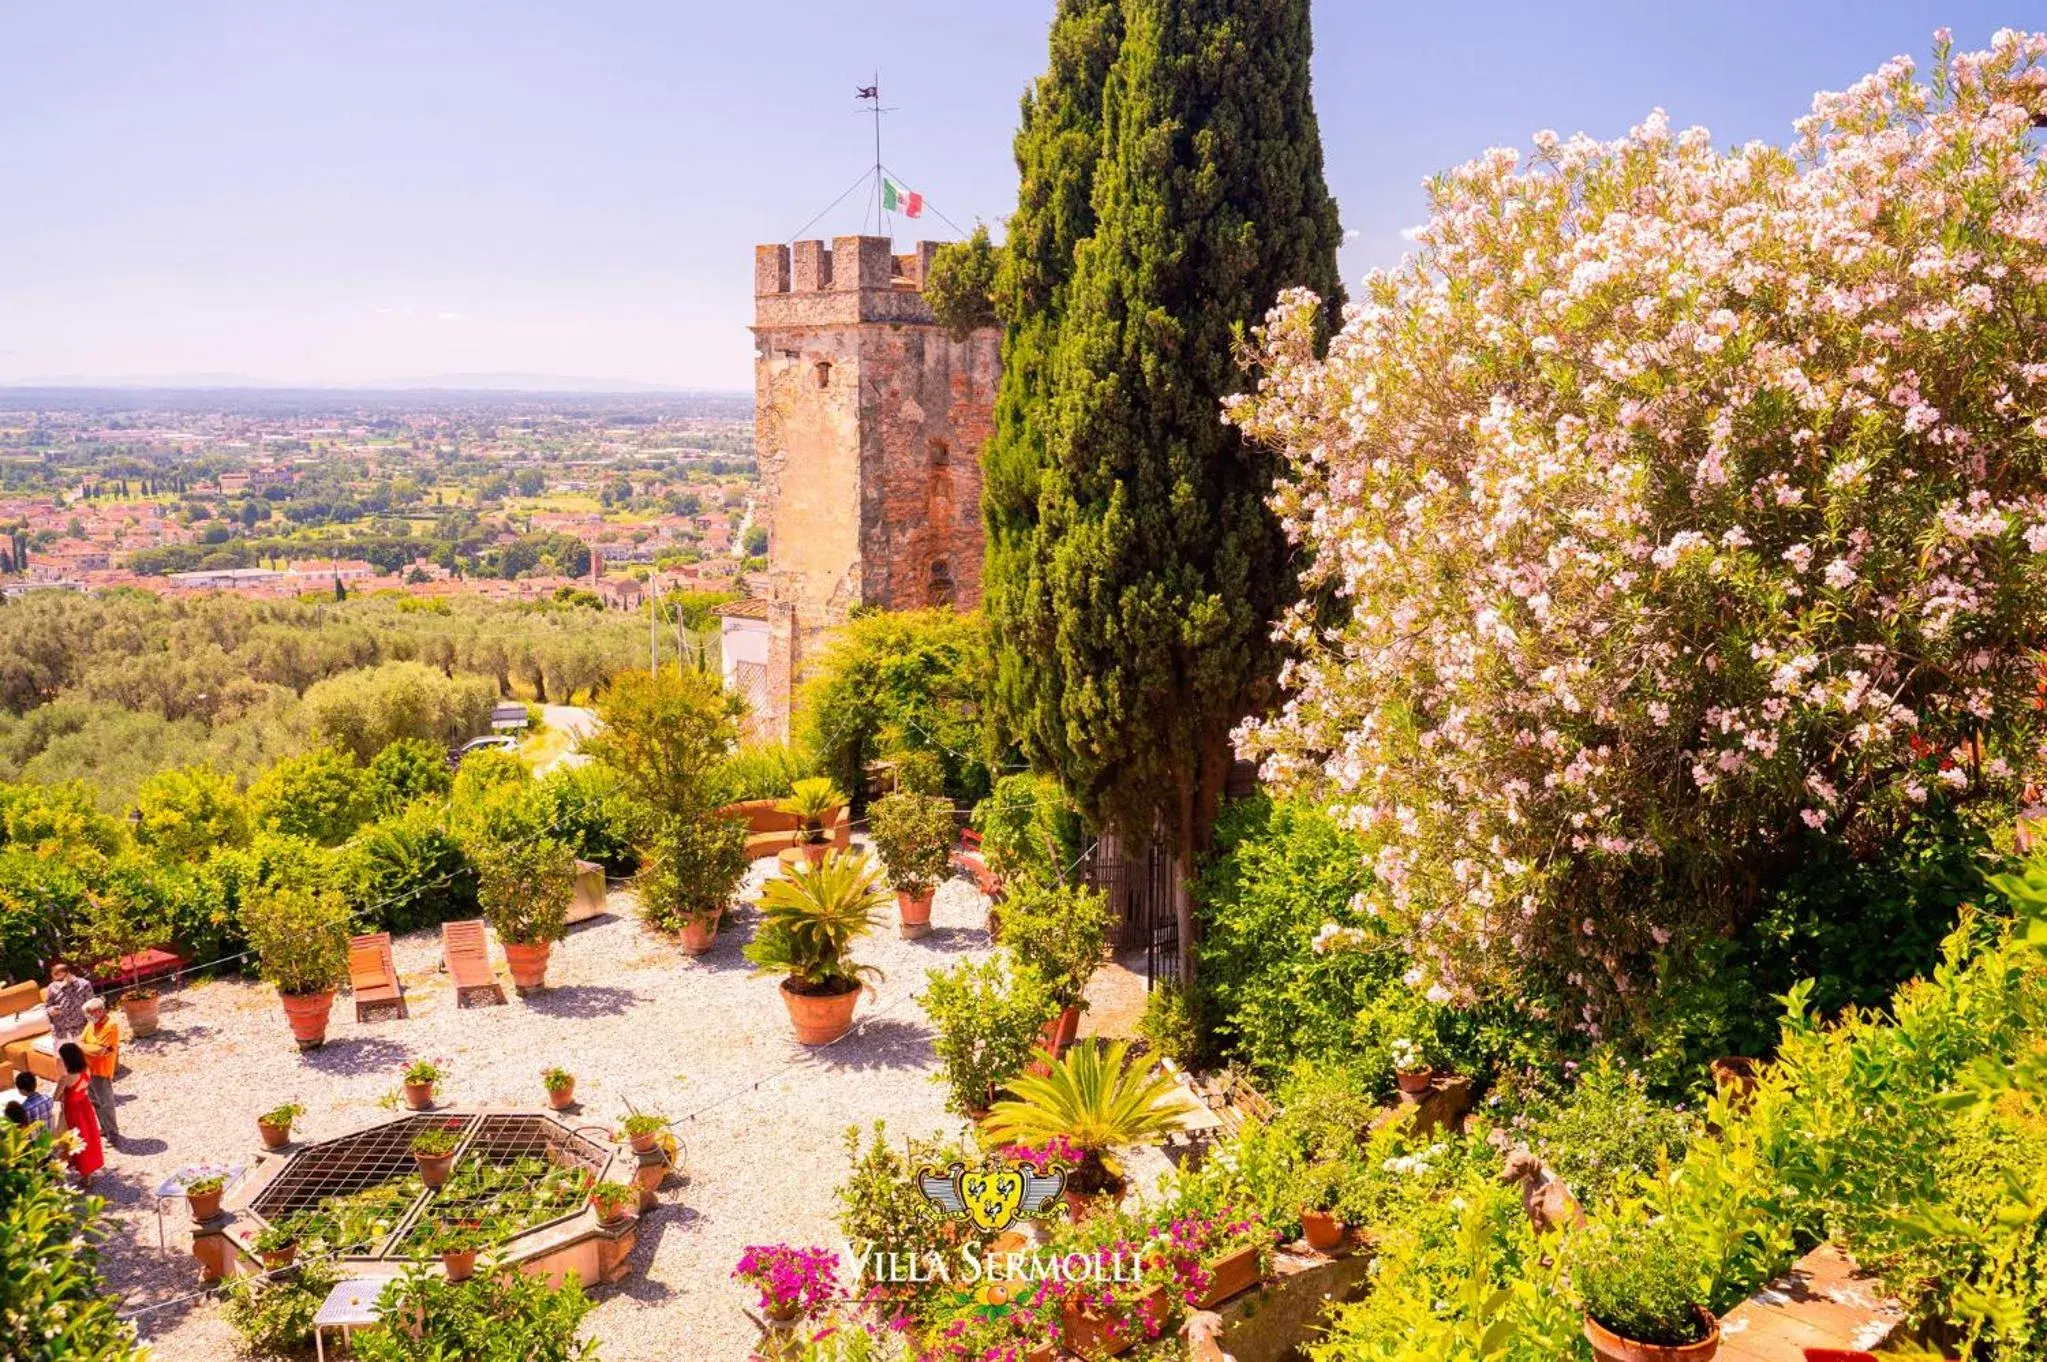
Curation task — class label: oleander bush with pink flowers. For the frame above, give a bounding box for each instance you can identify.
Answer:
[1227,29,2047,1036]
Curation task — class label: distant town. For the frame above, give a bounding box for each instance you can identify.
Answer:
[0,388,761,605]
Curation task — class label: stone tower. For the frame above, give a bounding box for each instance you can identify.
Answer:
[744,234,1001,739]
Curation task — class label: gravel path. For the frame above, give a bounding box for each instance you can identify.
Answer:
[96,858,993,1360]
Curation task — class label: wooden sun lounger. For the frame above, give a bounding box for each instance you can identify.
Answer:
[348,932,405,1022]
[441,920,504,1008]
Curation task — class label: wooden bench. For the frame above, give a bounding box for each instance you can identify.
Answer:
[441,920,504,1008]
[347,933,405,1022]
[1717,1244,1905,1360]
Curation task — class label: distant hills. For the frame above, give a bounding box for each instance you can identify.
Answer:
[0,371,714,394]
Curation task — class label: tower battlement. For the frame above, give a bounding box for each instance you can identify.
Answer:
[753,235,945,327]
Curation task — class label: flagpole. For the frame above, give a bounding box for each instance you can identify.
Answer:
[871,69,885,236]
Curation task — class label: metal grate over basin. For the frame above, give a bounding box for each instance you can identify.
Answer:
[246,1111,614,1260]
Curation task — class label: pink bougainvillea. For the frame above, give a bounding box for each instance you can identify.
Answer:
[1228,32,2047,1016]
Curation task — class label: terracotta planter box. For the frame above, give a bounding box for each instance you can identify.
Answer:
[502,941,552,991]
[780,979,859,1045]
[1583,1309,1720,1362]
[1300,1209,1345,1252]
[403,1081,435,1110]
[279,989,335,1050]
[1194,1242,1262,1309]
[120,993,161,1038]
[1060,1286,1167,1359]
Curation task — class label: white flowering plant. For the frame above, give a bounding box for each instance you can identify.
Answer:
[1228,31,2047,1024]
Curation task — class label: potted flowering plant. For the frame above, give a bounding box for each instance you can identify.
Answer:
[542,1066,576,1110]
[868,790,957,935]
[1149,1211,1271,1311]
[402,1059,443,1110]
[253,1216,301,1270]
[425,1219,488,1282]
[620,1112,670,1155]
[409,1124,462,1189]
[1573,1220,1720,1362]
[1030,1218,1173,1361]
[744,851,889,1045]
[588,1180,637,1227]
[1389,1036,1434,1095]
[184,1173,227,1223]
[1295,1160,1351,1252]
[732,1243,840,1324]
[257,1101,304,1150]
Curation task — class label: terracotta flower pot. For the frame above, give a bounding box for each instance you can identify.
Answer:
[257,1119,292,1150]
[1195,1242,1262,1310]
[502,941,552,991]
[261,1243,297,1271]
[403,1081,435,1110]
[414,1151,456,1189]
[801,841,829,867]
[677,915,719,955]
[629,1130,658,1154]
[780,979,859,1045]
[547,1081,576,1111]
[442,1248,478,1282]
[279,989,336,1050]
[896,888,933,929]
[1583,1309,1720,1362]
[1300,1208,1345,1251]
[591,1194,629,1227]
[120,992,161,1038]
[1396,1068,1433,1096]
[187,1187,224,1222]
[1054,1003,1081,1053]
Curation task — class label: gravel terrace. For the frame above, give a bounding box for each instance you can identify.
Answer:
[96,858,993,1361]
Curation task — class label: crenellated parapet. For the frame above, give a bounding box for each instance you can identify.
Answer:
[753,234,945,327]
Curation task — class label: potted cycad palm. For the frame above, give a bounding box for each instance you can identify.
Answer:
[982,1039,1190,1219]
[239,882,352,1050]
[744,850,888,1045]
[1573,1220,1720,1362]
[775,778,845,866]
[869,790,957,937]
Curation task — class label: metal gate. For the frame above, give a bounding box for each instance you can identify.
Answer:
[1086,836,1178,989]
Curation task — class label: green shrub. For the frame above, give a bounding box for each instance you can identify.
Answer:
[1522,1058,1697,1211]
[918,954,1056,1115]
[710,742,813,804]
[339,804,477,933]
[1572,1219,1708,1346]
[363,737,453,814]
[240,879,352,995]
[1137,982,1200,1066]
[634,809,749,933]
[133,764,250,861]
[868,791,956,897]
[971,772,1083,887]
[465,786,574,946]
[0,1123,143,1360]
[249,746,374,846]
[353,1263,596,1362]
[223,1255,342,1358]
[535,763,646,876]
[998,878,1110,1008]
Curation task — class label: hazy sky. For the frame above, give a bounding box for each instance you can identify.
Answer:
[0,2,2027,390]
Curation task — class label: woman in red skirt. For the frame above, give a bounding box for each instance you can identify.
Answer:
[56,1041,103,1185]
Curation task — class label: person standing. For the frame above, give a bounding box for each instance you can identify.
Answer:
[43,959,96,1045]
[55,1042,103,1185]
[79,998,121,1143]
[12,1071,53,1132]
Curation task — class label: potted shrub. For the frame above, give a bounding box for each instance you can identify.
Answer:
[254,1217,300,1271]
[410,1124,462,1189]
[983,1040,1190,1220]
[239,881,352,1050]
[918,955,1057,1118]
[744,850,889,1045]
[1296,1161,1350,1252]
[621,1112,670,1155]
[402,1059,442,1110]
[775,778,845,866]
[1390,1035,1434,1095]
[542,1066,576,1111]
[1148,1212,1271,1311]
[588,1180,637,1227]
[426,1219,488,1282]
[731,1243,839,1324]
[257,1101,304,1150]
[635,809,749,956]
[1572,1219,1720,1362]
[868,790,957,936]
[999,881,1112,1059]
[77,885,171,1039]
[468,791,575,991]
[185,1173,227,1223]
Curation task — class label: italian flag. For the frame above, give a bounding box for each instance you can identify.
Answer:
[882,179,924,219]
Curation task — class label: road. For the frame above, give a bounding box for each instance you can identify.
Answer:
[536,702,599,775]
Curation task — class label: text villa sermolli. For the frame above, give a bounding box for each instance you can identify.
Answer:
[849,1242,1150,1285]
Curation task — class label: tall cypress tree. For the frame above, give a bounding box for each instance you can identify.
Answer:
[989,0,1343,981]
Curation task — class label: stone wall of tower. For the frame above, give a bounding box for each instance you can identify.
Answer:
[748,234,1000,739]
